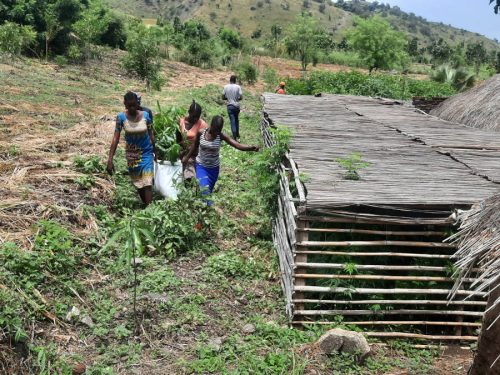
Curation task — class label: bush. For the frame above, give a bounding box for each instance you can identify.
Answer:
[286,70,456,99]
[233,61,259,84]
[54,55,68,67]
[326,51,366,68]
[0,22,36,58]
[262,66,279,90]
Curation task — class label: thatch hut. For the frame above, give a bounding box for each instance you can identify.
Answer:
[449,194,500,374]
[430,74,500,132]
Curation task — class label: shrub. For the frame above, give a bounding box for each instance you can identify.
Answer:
[326,51,365,68]
[262,66,279,90]
[286,70,456,99]
[233,61,259,84]
[0,22,36,58]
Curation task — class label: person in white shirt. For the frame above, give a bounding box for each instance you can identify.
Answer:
[222,75,243,140]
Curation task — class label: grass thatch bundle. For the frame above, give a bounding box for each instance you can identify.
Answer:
[431,74,500,132]
[448,194,500,326]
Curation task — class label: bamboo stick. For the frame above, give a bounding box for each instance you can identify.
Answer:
[298,216,453,226]
[296,240,455,248]
[292,299,487,306]
[295,262,451,272]
[294,286,487,297]
[295,251,451,259]
[293,310,484,317]
[293,274,462,282]
[364,332,478,341]
[299,228,447,236]
[293,321,482,327]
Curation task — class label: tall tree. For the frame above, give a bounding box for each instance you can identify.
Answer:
[466,41,488,74]
[346,16,408,73]
[285,14,328,71]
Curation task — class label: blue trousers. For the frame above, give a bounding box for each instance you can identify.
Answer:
[195,163,220,205]
[227,105,240,139]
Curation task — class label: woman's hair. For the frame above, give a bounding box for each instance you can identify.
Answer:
[211,115,224,131]
[124,91,138,103]
[188,100,202,119]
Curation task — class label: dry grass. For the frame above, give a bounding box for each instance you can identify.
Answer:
[431,74,500,132]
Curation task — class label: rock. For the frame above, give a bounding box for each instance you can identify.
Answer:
[142,293,169,304]
[208,337,223,352]
[72,363,86,375]
[314,328,370,362]
[65,306,81,322]
[80,315,94,328]
[242,324,256,334]
[131,257,142,266]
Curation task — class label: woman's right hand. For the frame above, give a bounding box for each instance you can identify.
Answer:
[106,159,114,175]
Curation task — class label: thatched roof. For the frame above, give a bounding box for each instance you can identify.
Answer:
[449,194,500,323]
[430,74,500,132]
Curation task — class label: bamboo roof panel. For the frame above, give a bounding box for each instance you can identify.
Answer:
[262,94,499,209]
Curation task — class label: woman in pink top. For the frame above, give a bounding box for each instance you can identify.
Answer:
[177,100,208,182]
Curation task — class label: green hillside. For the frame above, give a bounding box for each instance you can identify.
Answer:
[105,0,500,49]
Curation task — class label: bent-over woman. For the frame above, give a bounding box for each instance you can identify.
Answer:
[182,115,258,205]
[177,100,208,182]
[107,91,156,206]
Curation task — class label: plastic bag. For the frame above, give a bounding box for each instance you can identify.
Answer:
[154,160,182,199]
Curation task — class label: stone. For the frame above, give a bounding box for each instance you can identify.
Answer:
[242,323,256,334]
[72,363,86,375]
[65,306,81,322]
[80,315,94,328]
[314,328,370,362]
[208,337,223,352]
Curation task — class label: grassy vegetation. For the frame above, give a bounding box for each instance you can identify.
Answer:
[286,70,456,99]
[0,56,453,373]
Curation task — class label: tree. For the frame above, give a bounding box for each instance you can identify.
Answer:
[285,14,328,71]
[72,0,111,61]
[466,41,488,74]
[490,0,500,14]
[265,24,284,57]
[0,22,36,58]
[43,6,62,60]
[346,16,408,73]
[428,38,452,65]
[122,24,164,90]
[407,37,419,58]
[218,27,242,50]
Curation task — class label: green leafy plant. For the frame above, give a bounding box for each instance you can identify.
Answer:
[233,61,259,84]
[74,155,105,174]
[153,103,186,164]
[337,153,371,180]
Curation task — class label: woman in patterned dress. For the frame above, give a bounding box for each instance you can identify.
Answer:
[107,91,157,206]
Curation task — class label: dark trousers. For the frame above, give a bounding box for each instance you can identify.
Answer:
[227,105,240,139]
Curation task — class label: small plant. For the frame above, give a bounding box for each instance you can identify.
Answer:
[74,155,104,174]
[336,153,370,180]
[153,103,186,164]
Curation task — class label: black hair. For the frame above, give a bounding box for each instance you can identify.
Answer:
[124,91,138,103]
[188,100,202,118]
[230,75,237,83]
[211,115,224,131]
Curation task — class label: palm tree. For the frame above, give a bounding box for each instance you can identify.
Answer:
[431,64,475,92]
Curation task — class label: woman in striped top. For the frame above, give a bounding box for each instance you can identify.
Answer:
[182,115,258,205]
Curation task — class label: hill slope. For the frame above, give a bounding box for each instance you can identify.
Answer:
[106,0,500,49]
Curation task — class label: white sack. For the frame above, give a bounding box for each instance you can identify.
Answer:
[154,161,182,199]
